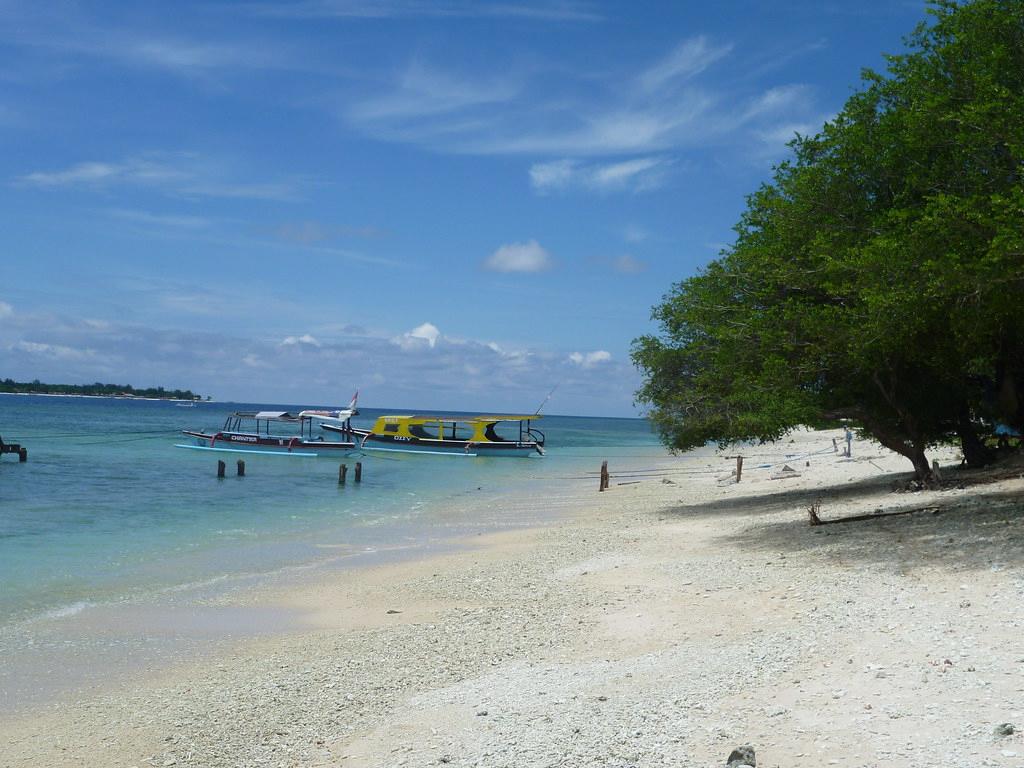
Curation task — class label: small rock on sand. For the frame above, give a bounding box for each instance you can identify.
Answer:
[726,745,756,767]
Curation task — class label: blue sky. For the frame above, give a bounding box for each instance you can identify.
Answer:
[0,0,925,415]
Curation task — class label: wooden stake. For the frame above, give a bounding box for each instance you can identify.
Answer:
[735,455,744,483]
[599,460,609,492]
[354,462,362,482]
[237,460,245,477]
[339,463,348,485]
[217,460,226,478]
[807,501,822,526]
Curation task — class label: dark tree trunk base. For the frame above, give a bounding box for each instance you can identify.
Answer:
[957,411,994,468]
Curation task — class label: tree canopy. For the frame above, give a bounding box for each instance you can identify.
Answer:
[632,0,1024,480]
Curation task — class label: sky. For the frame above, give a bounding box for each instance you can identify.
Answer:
[0,0,927,416]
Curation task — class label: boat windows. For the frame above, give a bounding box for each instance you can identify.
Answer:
[484,423,509,442]
[409,423,440,439]
[448,423,471,440]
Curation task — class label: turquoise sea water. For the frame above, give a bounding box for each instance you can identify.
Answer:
[0,395,667,709]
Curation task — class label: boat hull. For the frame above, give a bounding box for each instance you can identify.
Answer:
[354,430,541,457]
[181,430,357,455]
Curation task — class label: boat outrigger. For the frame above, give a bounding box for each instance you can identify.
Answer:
[177,394,360,457]
[322,414,545,457]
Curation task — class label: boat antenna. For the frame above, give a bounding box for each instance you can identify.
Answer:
[534,382,560,415]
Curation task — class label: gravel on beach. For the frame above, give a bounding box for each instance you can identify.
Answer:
[4,430,1024,768]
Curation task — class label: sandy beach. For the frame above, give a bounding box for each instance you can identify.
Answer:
[4,428,1023,768]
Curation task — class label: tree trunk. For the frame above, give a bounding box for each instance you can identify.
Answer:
[956,408,993,468]
[997,366,1020,426]
[909,445,933,483]
[855,413,934,483]
[863,373,935,483]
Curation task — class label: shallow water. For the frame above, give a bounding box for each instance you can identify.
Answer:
[0,395,670,711]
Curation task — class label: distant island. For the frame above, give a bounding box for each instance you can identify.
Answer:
[0,379,203,401]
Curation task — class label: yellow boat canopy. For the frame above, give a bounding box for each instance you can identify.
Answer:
[376,415,541,424]
[368,414,541,443]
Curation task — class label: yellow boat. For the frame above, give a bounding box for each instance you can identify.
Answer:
[323,414,545,457]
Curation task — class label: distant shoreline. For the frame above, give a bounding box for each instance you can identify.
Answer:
[0,391,208,403]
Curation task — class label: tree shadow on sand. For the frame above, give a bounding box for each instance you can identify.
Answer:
[663,470,913,519]
[658,464,1024,573]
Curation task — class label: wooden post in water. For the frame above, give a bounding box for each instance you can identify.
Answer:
[735,455,744,483]
[217,460,226,478]
[338,463,348,485]
[237,460,245,477]
[354,462,362,483]
[599,460,609,492]
[18,447,27,463]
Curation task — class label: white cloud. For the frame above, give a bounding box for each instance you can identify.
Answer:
[272,222,385,243]
[10,20,284,79]
[158,291,225,317]
[484,240,551,273]
[349,61,520,125]
[107,208,211,230]
[16,152,302,202]
[20,161,125,186]
[753,114,830,155]
[0,301,12,319]
[10,340,96,361]
[122,38,253,74]
[529,159,577,191]
[612,255,645,273]
[344,47,721,156]
[274,221,331,244]
[639,36,734,92]
[458,81,811,156]
[741,84,811,122]
[568,349,612,368]
[393,322,442,349]
[409,322,440,347]
[622,224,649,243]
[0,309,640,414]
[180,181,300,201]
[339,35,820,162]
[593,157,663,187]
[482,102,714,156]
[530,156,670,194]
[281,334,322,347]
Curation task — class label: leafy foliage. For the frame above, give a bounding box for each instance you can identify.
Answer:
[633,0,1024,479]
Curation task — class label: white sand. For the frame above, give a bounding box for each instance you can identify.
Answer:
[4,429,1023,767]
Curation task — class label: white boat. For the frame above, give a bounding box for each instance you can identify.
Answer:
[177,393,359,457]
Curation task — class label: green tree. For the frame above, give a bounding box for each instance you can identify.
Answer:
[634,0,1024,480]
